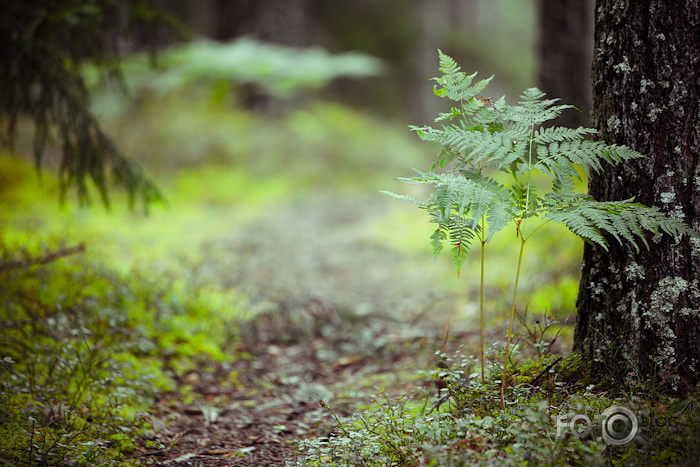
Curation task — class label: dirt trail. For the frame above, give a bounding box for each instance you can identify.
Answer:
[131,193,471,466]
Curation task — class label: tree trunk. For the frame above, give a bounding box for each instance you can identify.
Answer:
[413,0,451,124]
[537,0,594,128]
[574,0,700,392]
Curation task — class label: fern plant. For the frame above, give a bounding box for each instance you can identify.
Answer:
[383,51,696,409]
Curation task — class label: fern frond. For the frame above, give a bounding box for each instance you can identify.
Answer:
[533,126,599,144]
[448,217,477,273]
[430,226,448,260]
[432,147,460,169]
[388,52,699,277]
[544,204,608,249]
[434,106,463,123]
[410,125,445,143]
[379,190,422,205]
[432,50,494,102]
[545,199,698,252]
[439,127,524,169]
[486,200,510,242]
[598,144,646,165]
[426,173,506,229]
[510,181,541,217]
[548,164,578,196]
[538,140,646,175]
[505,87,575,128]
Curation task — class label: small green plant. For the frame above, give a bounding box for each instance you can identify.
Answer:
[383,51,696,408]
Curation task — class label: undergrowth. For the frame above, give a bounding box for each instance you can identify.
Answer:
[296,342,700,466]
[0,237,243,465]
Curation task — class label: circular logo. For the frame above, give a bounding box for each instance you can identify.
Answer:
[600,406,638,445]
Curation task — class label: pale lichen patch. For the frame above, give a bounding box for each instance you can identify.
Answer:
[660,192,676,204]
[607,115,622,132]
[624,262,646,280]
[644,276,693,384]
[614,57,632,74]
[647,105,664,122]
[690,237,700,261]
[669,205,685,220]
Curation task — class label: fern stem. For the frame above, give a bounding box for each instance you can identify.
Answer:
[524,219,550,242]
[478,212,487,385]
[500,236,526,409]
[522,123,535,235]
[479,236,486,385]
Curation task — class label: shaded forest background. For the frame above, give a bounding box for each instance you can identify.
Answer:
[138,0,592,126]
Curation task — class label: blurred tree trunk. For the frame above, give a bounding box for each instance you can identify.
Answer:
[252,0,310,46]
[574,0,700,392]
[163,0,310,45]
[537,0,594,128]
[414,0,450,124]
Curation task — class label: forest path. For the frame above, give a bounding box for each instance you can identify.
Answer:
[132,192,478,466]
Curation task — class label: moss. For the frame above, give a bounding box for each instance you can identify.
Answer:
[0,419,31,466]
[557,353,586,386]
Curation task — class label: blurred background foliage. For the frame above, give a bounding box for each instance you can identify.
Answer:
[0,0,592,463]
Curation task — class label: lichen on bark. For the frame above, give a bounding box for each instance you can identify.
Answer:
[575,0,700,392]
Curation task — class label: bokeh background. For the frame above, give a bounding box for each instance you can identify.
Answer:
[2,0,595,344]
[0,0,599,461]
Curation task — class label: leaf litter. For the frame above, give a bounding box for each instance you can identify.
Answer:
[130,193,476,466]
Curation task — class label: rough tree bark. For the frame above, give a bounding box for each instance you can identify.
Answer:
[574,0,700,392]
[537,0,594,128]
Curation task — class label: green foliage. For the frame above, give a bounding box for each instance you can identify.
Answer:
[104,37,383,99]
[0,235,243,465]
[383,51,698,406]
[0,0,175,208]
[385,50,695,260]
[299,343,700,466]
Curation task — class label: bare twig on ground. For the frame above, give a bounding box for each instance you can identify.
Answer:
[0,243,85,273]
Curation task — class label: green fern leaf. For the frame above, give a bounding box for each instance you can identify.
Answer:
[430,227,448,260]
[545,198,698,252]
[433,50,493,102]
[534,126,599,144]
[448,217,477,273]
[379,190,421,205]
[505,87,575,128]
[387,51,698,278]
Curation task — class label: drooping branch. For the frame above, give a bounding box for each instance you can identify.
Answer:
[0,1,177,209]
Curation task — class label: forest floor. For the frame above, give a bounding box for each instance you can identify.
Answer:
[5,161,698,466]
[126,193,480,466]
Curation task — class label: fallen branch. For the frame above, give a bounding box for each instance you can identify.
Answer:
[530,356,563,386]
[0,243,86,273]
